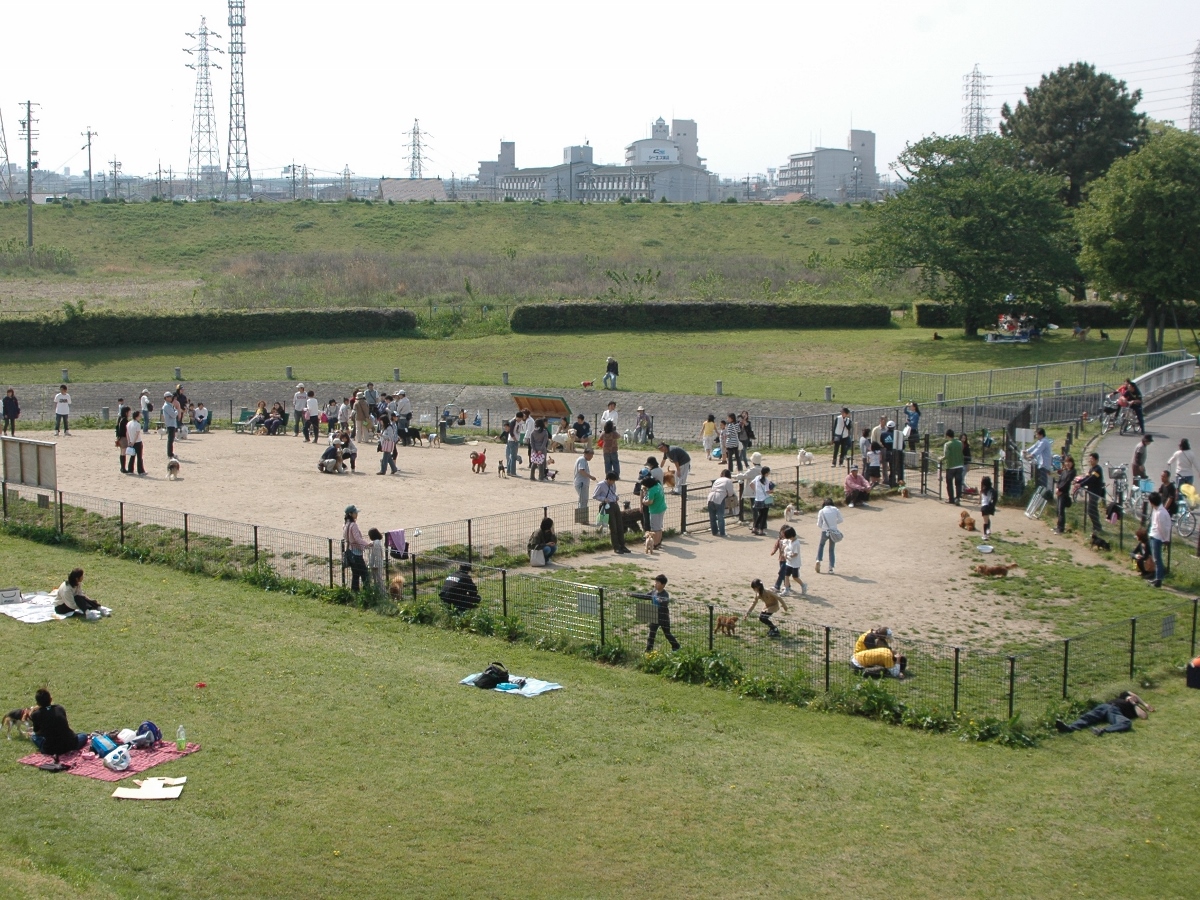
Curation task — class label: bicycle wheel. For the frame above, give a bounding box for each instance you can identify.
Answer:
[1178,510,1196,538]
[1101,415,1113,435]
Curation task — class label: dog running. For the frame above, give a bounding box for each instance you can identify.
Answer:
[974,563,1018,577]
[470,450,487,474]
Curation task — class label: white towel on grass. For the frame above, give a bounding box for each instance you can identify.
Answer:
[0,592,65,624]
[460,674,563,697]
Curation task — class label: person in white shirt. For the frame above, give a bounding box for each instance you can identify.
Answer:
[1168,438,1197,489]
[139,390,152,426]
[815,498,844,575]
[125,411,146,475]
[600,401,618,433]
[707,468,738,536]
[1023,428,1054,492]
[750,466,773,535]
[54,568,109,617]
[394,391,413,444]
[53,385,71,436]
[573,448,596,509]
[832,407,853,467]
[292,384,308,437]
[193,402,210,433]
[304,391,321,442]
[337,397,350,433]
[1147,491,1172,588]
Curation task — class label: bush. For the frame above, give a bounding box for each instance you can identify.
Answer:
[0,307,418,350]
[914,299,1200,330]
[510,301,891,333]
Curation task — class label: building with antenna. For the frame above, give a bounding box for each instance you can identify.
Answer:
[776,129,878,201]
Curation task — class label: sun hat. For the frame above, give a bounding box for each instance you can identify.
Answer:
[297,383,305,389]
[344,505,359,516]
[886,420,896,428]
[637,406,645,411]
[751,452,762,465]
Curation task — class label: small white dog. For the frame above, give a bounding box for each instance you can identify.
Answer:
[622,429,633,444]
[167,457,182,480]
[785,503,800,522]
[797,448,815,465]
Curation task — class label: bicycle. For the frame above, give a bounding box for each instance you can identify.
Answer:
[1099,397,1120,435]
[1176,484,1198,538]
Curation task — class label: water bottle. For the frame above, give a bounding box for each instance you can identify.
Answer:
[176,724,186,752]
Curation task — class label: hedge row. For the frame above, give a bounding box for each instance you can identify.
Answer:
[510,301,891,333]
[0,308,418,350]
[914,301,1200,330]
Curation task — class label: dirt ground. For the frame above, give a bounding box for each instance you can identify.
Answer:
[53,428,1092,645]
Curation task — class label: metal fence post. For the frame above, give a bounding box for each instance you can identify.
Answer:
[1007,656,1016,718]
[824,626,831,692]
[253,525,259,564]
[183,513,189,557]
[119,502,125,546]
[502,568,508,618]
[467,519,473,564]
[57,490,64,534]
[1129,617,1137,678]
[795,465,799,502]
[328,539,334,588]
[599,586,605,645]
[952,647,960,713]
[708,604,714,651]
[1,480,6,520]
[1062,639,1070,699]
[680,485,688,533]
[411,553,418,602]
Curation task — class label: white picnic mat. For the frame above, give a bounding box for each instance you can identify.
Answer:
[460,673,563,697]
[0,592,66,624]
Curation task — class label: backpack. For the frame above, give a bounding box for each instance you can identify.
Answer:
[474,662,509,689]
[90,733,118,757]
[136,721,162,746]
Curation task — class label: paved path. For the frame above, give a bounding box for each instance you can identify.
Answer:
[1096,389,1200,477]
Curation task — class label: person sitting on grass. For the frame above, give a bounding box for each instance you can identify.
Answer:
[528,517,558,563]
[852,627,905,679]
[30,689,89,757]
[54,568,110,618]
[844,465,872,507]
[1056,691,1153,736]
[745,578,788,638]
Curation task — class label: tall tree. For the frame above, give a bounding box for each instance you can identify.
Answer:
[1078,129,1200,353]
[862,134,1077,336]
[1000,62,1148,209]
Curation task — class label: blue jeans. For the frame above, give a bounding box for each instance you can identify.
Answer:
[604,452,620,479]
[506,441,519,474]
[817,531,836,568]
[603,372,617,389]
[708,500,726,535]
[1150,536,1165,583]
[55,413,69,433]
[1066,703,1132,734]
[194,420,207,433]
[33,732,88,754]
[542,545,556,562]
[379,449,397,474]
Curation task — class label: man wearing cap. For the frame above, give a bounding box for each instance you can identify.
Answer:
[942,429,965,505]
[162,391,181,459]
[139,390,152,428]
[603,356,618,390]
[394,390,413,444]
[353,391,372,444]
[440,562,482,613]
[634,406,651,444]
[658,442,691,494]
[292,384,307,437]
[844,465,871,507]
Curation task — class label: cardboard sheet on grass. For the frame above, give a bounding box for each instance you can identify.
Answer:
[20,742,201,781]
[113,777,188,800]
[460,674,563,697]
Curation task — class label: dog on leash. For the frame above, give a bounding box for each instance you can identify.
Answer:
[958,510,976,531]
[974,563,1018,577]
[167,457,181,480]
[797,448,815,465]
[470,450,487,474]
[2,708,32,739]
[715,615,739,636]
[1091,532,1112,552]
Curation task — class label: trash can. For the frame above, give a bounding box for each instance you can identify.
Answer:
[438,420,448,443]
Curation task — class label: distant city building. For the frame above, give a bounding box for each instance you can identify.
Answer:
[466,116,718,203]
[778,129,878,201]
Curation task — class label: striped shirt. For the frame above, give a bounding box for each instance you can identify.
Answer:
[723,421,740,447]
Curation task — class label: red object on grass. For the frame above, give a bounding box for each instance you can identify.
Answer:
[196,682,207,688]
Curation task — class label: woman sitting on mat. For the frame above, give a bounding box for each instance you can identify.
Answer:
[55,568,110,618]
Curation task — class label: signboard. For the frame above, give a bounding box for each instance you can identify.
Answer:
[1014,428,1036,444]
[1,436,57,492]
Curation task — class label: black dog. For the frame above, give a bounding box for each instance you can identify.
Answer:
[617,507,644,535]
[401,426,424,446]
[1091,532,1112,551]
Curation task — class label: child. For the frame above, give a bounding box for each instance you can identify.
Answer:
[770,525,806,595]
[745,578,788,638]
[638,574,680,653]
[979,475,996,538]
[366,527,386,593]
[866,442,883,485]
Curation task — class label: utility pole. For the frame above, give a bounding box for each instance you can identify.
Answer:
[185,17,223,199]
[19,101,39,246]
[81,126,97,200]
[110,156,122,200]
[282,161,298,200]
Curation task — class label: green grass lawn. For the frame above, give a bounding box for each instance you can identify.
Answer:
[0,324,1154,407]
[2,535,1198,899]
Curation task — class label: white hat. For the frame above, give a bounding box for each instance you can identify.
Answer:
[398,390,406,395]
[886,420,896,428]
[164,392,173,398]
[296,383,305,389]
[636,405,645,411]
[140,389,149,395]
[751,452,762,465]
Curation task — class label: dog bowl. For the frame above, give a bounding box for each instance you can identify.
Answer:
[977,544,994,553]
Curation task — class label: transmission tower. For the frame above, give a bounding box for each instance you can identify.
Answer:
[341,165,353,199]
[1189,40,1200,135]
[300,164,311,200]
[224,0,252,200]
[962,64,991,139]
[406,119,424,179]
[110,156,122,200]
[185,17,223,199]
[0,108,14,201]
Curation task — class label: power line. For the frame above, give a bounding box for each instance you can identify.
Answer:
[185,16,223,199]
[224,0,252,200]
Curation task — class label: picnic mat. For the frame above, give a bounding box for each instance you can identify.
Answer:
[19,742,201,781]
[460,674,563,697]
[0,592,66,624]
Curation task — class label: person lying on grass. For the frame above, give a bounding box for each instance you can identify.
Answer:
[1056,691,1153,736]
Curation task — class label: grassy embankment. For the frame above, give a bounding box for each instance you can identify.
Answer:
[1,534,1198,899]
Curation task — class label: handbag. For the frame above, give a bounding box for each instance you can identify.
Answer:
[763,495,775,507]
[828,527,844,543]
[530,547,546,567]
[342,549,355,568]
[597,505,610,527]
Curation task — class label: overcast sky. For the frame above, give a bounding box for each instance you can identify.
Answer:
[3,0,1198,184]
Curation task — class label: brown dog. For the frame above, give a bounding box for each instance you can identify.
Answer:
[470,450,487,474]
[974,563,1018,577]
[662,471,677,490]
[388,574,407,601]
[959,510,977,531]
[715,615,738,636]
[3,707,32,739]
